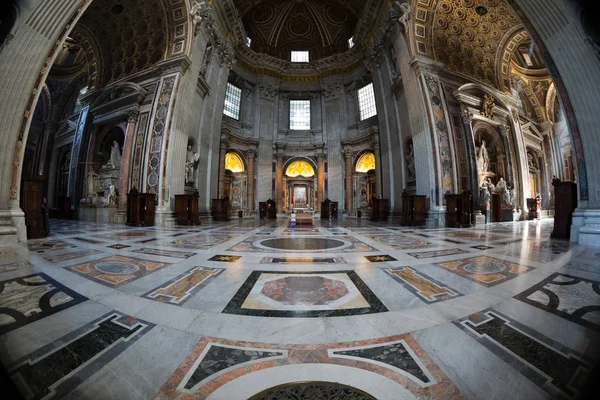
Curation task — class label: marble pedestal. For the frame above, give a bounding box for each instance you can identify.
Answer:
[79,206,120,224]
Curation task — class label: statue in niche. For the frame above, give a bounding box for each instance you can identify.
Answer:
[481,94,495,120]
[106,141,122,169]
[496,177,511,205]
[185,145,200,185]
[405,142,415,178]
[476,140,490,173]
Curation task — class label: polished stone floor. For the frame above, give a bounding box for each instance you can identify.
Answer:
[0,217,599,399]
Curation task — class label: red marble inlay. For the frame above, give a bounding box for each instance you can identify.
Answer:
[153,334,464,400]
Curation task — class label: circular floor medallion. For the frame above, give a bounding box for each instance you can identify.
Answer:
[249,381,376,400]
[463,261,506,274]
[259,237,345,251]
[95,262,140,275]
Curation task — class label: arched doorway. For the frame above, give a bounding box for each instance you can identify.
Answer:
[284,159,316,212]
[224,151,247,215]
[353,151,376,212]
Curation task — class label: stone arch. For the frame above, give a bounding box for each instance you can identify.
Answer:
[224,149,247,173]
[0,0,195,241]
[354,150,376,173]
[496,27,530,92]
[283,157,317,177]
[472,121,507,180]
[68,24,103,91]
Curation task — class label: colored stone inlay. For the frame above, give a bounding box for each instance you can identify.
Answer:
[144,267,222,305]
[385,267,462,303]
[438,256,533,287]
[514,272,600,332]
[223,271,387,317]
[67,255,170,287]
[459,311,590,398]
[156,334,463,399]
[0,273,87,334]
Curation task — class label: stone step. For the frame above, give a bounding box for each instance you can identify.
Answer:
[0,225,18,244]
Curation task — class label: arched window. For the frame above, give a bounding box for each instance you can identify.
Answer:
[355,152,375,173]
[285,160,315,177]
[225,152,245,173]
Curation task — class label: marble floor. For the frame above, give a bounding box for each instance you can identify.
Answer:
[1,217,599,399]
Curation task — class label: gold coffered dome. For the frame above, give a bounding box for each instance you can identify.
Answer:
[233,0,365,61]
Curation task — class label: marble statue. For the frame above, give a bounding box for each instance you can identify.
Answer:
[185,145,200,184]
[496,177,511,205]
[107,141,122,169]
[106,182,117,206]
[477,140,490,173]
[479,182,490,206]
[406,143,415,178]
[481,94,495,120]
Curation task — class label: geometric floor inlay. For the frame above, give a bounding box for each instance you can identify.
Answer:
[260,256,346,264]
[366,235,430,250]
[164,234,234,250]
[227,235,375,253]
[458,310,591,399]
[407,249,470,259]
[438,256,533,287]
[514,272,600,332]
[156,334,462,399]
[385,267,463,304]
[365,255,397,263]
[8,312,153,400]
[222,271,387,317]
[208,255,241,263]
[66,255,170,287]
[142,267,223,305]
[132,248,196,259]
[248,382,376,400]
[0,273,87,334]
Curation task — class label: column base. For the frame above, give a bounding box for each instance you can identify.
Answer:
[572,208,600,246]
[1,209,24,243]
[475,212,486,226]
[426,207,446,228]
[154,209,177,227]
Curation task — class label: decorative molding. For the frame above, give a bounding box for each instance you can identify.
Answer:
[258,84,278,100]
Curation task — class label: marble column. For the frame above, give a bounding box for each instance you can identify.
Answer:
[218,136,228,199]
[461,107,479,224]
[372,132,382,198]
[247,149,256,211]
[317,153,324,211]
[344,148,353,211]
[276,154,284,212]
[118,109,139,216]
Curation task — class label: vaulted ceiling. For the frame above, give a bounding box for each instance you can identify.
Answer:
[233,0,365,61]
[77,0,168,88]
[432,0,522,86]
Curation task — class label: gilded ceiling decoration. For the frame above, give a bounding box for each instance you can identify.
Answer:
[355,152,376,173]
[234,0,364,60]
[413,0,522,86]
[225,152,245,173]
[75,0,188,88]
[433,0,522,85]
[285,160,315,178]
